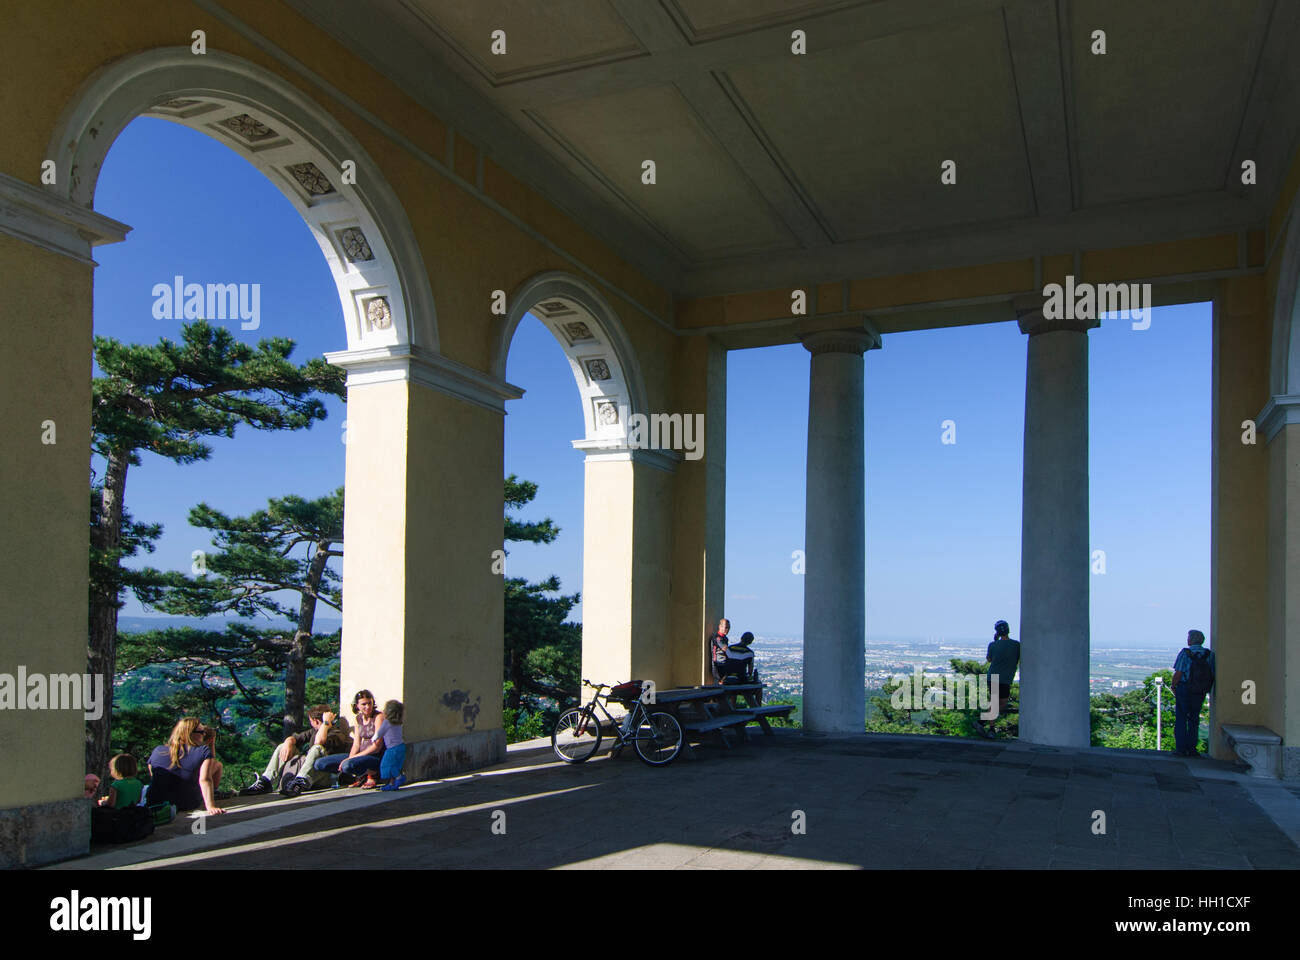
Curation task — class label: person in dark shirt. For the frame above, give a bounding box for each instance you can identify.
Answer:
[146,717,226,815]
[1171,629,1215,756]
[706,618,731,683]
[985,620,1020,721]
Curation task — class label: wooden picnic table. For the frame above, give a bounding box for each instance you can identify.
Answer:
[644,684,795,752]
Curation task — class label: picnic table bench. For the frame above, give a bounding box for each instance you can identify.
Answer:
[647,683,795,752]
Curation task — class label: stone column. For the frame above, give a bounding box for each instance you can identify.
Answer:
[0,173,127,868]
[325,345,522,781]
[801,328,879,733]
[1017,308,1097,747]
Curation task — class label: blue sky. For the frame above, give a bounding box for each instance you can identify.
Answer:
[96,118,1210,652]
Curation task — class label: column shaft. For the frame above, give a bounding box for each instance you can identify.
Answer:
[802,331,875,733]
[1019,318,1092,746]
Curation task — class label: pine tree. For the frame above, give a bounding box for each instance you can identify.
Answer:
[151,488,343,735]
[88,320,344,778]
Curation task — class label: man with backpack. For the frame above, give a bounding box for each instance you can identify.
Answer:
[1171,629,1215,757]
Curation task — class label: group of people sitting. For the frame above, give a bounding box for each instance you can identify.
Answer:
[86,689,407,821]
[239,690,406,800]
[707,618,758,684]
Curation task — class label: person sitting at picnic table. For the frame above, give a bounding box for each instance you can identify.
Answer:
[720,631,757,684]
[707,618,731,683]
[145,717,226,816]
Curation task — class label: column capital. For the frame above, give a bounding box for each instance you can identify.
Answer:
[801,326,881,356]
[323,343,523,413]
[1258,394,1300,444]
[1014,300,1100,337]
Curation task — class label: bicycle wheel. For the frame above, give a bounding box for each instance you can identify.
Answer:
[552,707,602,763]
[634,710,683,766]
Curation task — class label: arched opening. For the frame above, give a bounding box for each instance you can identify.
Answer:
[55,48,436,783]
[495,272,670,700]
[48,47,434,352]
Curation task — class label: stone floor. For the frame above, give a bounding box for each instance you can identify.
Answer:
[50,730,1300,870]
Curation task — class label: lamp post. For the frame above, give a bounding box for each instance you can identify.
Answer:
[1154,677,1164,751]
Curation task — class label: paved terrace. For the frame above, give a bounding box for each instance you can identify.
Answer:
[51,732,1300,870]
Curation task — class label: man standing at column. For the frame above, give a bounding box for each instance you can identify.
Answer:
[1171,629,1214,756]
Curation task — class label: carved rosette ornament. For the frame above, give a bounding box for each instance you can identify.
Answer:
[586,358,611,381]
[563,321,594,341]
[220,114,278,142]
[364,296,392,332]
[286,161,335,196]
[339,227,374,262]
[595,401,619,425]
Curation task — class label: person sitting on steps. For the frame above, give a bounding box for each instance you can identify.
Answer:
[240,704,351,797]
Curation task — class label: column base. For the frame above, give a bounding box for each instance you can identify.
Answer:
[404,728,507,781]
[0,796,89,868]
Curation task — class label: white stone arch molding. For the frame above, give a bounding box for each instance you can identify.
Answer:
[45,46,436,353]
[492,272,652,456]
[1262,191,1300,440]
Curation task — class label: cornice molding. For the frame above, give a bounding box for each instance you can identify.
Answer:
[1258,394,1300,444]
[0,172,129,265]
[324,344,523,414]
[570,438,680,473]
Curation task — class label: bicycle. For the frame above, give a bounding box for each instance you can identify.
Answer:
[552,679,683,766]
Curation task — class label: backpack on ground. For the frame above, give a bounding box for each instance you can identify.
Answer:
[90,803,156,844]
[1186,648,1214,695]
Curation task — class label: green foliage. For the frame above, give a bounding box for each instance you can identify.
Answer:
[502,683,549,743]
[1091,669,1183,751]
[502,478,581,733]
[92,320,345,464]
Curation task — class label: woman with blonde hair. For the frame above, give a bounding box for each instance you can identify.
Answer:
[146,716,226,815]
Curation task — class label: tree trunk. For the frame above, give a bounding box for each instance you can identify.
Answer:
[87,449,129,782]
[284,543,330,735]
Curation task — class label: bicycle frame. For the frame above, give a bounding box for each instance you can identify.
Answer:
[578,690,659,745]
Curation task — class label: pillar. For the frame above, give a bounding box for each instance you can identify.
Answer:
[326,345,521,780]
[669,335,727,686]
[576,445,676,693]
[1017,308,1096,747]
[801,328,879,733]
[0,172,127,866]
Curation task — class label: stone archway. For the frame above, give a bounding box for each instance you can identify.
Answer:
[494,271,676,695]
[46,46,436,352]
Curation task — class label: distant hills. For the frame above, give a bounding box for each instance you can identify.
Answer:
[119,614,343,634]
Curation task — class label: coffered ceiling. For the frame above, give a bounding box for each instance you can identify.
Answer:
[287,0,1300,297]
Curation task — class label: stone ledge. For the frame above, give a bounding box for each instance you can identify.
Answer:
[1222,723,1283,778]
[0,796,88,868]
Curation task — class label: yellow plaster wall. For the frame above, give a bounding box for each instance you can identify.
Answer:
[1210,276,1274,752]
[340,379,506,741]
[0,235,93,810]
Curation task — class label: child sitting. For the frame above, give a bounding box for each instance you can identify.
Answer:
[361,699,406,791]
[84,773,101,801]
[98,753,144,809]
